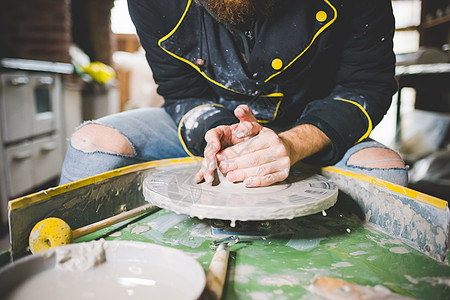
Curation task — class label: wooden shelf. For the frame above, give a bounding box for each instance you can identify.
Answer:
[396,25,419,32]
[396,63,450,76]
[421,14,450,29]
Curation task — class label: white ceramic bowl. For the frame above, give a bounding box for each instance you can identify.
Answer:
[0,240,206,300]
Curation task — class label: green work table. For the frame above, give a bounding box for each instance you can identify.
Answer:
[73,208,449,299]
[3,158,450,299]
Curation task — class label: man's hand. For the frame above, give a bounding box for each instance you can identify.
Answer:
[195,105,332,187]
[194,105,262,184]
[216,123,332,187]
[217,127,292,187]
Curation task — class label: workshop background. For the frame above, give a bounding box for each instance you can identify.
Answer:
[0,0,449,250]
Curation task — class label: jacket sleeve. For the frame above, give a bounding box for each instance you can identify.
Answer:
[127,0,237,156]
[296,0,397,165]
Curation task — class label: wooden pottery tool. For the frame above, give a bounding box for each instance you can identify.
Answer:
[204,235,239,300]
[29,203,159,254]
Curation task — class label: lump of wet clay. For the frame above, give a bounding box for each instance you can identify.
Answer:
[55,240,106,272]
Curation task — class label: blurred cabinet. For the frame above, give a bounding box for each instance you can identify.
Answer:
[4,135,62,197]
[416,0,450,113]
[420,0,450,50]
[394,0,450,139]
[1,73,59,142]
[0,59,72,225]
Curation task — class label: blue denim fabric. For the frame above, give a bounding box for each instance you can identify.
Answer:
[60,108,408,186]
[59,108,188,184]
[334,139,408,186]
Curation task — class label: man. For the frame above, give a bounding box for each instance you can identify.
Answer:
[59,0,407,187]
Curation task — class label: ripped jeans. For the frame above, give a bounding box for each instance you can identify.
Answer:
[59,108,408,186]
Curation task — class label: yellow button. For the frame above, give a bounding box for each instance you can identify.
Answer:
[316,11,327,22]
[272,58,283,70]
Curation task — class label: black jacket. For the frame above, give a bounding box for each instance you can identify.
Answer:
[128,0,397,165]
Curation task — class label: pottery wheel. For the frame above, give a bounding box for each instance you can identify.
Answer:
[142,162,338,222]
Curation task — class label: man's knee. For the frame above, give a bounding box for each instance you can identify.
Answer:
[70,123,134,156]
[347,147,405,169]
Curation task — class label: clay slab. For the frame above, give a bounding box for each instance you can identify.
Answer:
[143,162,338,222]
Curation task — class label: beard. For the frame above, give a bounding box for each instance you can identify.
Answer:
[198,0,276,26]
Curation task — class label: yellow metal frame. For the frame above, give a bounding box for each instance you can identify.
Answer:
[323,166,448,210]
[9,158,447,212]
[8,157,202,211]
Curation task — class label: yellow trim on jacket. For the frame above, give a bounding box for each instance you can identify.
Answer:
[264,0,338,82]
[158,0,283,98]
[156,0,336,122]
[334,97,373,143]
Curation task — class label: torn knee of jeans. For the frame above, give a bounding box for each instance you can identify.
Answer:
[347,147,405,169]
[70,123,136,157]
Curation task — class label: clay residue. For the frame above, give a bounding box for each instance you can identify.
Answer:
[186,251,208,260]
[366,234,401,249]
[29,226,42,243]
[63,197,84,209]
[310,276,412,300]
[190,223,212,238]
[425,277,450,287]
[324,170,449,262]
[286,236,324,251]
[404,275,419,284]
[258,275,300,287]
[331,262,353,268]
[231,264,256,284]
[131,225,150,234]
[55,240,106,272]
[147,214,189,234]
[389,246,409,254]
[349,250,368,256]
[247,292,274,300]
[406,276,450,287]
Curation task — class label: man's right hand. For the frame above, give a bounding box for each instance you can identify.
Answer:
[194,105,262,184]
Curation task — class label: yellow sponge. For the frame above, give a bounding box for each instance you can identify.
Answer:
[29,217,73,254]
